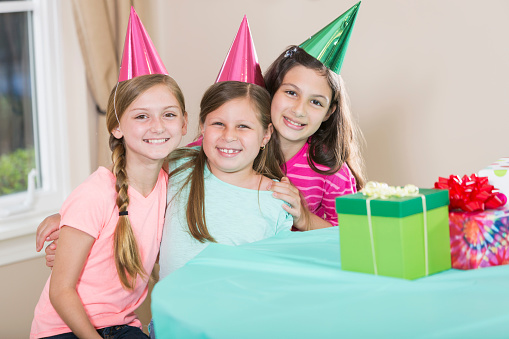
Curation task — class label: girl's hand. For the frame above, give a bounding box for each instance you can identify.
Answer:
[35,213,61,268]
[45,240,58,268]
[269,177,308,230]
[35,213,62,252]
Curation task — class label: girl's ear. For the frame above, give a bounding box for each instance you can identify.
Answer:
[182,112,189,136]
[323,103,337,122]
[112,126,123,139]
[262,123,273,147]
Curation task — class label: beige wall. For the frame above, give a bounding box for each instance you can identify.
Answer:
[2,1,509,337]
[154,0,509,187]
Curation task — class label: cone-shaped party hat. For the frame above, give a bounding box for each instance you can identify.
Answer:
[118,7,168,82]
[215,15,265,87]
[299,1,360,74]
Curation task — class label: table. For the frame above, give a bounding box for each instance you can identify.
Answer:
[151,227,509,338]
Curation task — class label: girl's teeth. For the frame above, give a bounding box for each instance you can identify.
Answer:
[146,138,168,144]
[285,117,303,126]
[219,148,239,154]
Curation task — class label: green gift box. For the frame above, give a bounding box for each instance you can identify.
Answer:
[336,189,451,280]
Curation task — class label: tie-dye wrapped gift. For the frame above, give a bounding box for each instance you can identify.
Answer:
[449,208,509,269]
[478,158,509,207]
[435,174,509,269]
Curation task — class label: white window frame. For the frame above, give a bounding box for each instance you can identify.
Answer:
[0,0,72,266]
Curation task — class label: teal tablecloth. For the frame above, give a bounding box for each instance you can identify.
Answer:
[151,227,509,339]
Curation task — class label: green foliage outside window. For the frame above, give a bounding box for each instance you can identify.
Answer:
[0,148,35,196]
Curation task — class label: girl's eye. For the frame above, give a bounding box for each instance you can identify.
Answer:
[311,99,324,107]
[285,90,296,96]
[135,114,148,119]
[238,124,250,129]
[164,112,176,118]
[212,122,224,126]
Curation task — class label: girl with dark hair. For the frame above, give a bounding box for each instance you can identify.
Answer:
[263,3,366,231]
[264,45,366,231]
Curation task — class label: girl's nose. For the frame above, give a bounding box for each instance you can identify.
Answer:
[223,126,237,142]
[292,99,306,118]
[151,117,165,133]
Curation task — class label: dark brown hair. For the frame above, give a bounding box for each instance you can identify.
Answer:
[106,74,185,289]
[264,46,366,190]
[169,81,283,243]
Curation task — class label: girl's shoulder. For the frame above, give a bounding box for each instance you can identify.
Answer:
[64,167,116,205]
[78,167,116,193]
[60,167,117,225]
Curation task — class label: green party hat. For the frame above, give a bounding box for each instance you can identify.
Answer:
[299,1,360,74]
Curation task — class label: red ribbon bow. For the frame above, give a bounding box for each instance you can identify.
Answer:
[434,174,507,212]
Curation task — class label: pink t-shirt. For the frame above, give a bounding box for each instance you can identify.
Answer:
[30,167,167,338]
[284,142,357,226]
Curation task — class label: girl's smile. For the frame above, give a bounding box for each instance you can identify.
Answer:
[144,138,170,144]
[217,147,242,156]
[283,116,306,130]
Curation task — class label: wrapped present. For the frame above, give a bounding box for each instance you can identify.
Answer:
[449,208,509,269]
[336,182,451,280]
[478,158,509,207]
[435,174,509,270]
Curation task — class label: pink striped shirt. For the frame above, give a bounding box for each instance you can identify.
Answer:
[284,141,357,226]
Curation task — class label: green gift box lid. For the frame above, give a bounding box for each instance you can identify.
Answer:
[336,188,449,218]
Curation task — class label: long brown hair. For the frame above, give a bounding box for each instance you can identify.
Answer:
[106,74,185,290]
[169,81,283,243]
[264,46,366,190]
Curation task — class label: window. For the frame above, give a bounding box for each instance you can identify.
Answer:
[0,0,73,265]
[0,3,37,203]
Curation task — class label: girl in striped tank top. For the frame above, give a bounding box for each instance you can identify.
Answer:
[264,45,366,230]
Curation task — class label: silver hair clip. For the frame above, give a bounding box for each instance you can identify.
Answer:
[284,47,298,58]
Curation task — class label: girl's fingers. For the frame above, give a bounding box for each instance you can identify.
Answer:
[46,255,55,268]
[270,182,300,197]
[282,203,304,226]
[45,240,58,255]
[35,213,62,251]
[282,202,299,217]
[272,191,299,207]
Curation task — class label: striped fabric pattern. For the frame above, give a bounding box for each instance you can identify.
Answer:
[284,142,356,226]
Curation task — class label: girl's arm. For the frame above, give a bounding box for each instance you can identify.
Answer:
[301,210,333,230]
[269,177,333,230]
[49,226,102,339]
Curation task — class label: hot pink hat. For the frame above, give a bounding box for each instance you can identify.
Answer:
[215,15,265,87]
[118,7,168,82]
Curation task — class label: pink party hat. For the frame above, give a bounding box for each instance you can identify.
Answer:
[216,15,265,87]
[118,7,168,82]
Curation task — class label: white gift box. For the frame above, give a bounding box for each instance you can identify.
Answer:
[478,157,509,207]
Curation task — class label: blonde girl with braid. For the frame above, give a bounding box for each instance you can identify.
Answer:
[31,74,188,339]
